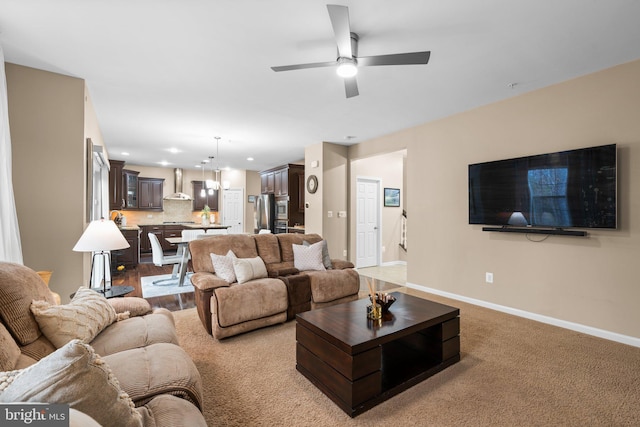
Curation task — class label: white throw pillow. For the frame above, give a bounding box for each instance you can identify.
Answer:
[0,339,142,427]
[30,287,119,348]
[303,239,333,269]
[232,256,268,284]
[210,250,237,283]
[293,241,326,271]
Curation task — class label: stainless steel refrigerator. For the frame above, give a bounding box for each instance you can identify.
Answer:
[253,194,275,233]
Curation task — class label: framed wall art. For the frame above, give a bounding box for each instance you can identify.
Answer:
[384,188,400,207]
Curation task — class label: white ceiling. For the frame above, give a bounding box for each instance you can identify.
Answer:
[2,1,640,172]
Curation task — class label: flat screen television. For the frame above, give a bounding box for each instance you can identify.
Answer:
[468,144,617,230]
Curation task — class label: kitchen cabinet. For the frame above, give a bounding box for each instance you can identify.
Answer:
[109,160,125,210]
[140,225,164,253]
[260,164,305,225]
[261,172,275,194]
[138,178,164,211]
[192,181,219,212]
[122,169,139,209]
[114,228,139,268]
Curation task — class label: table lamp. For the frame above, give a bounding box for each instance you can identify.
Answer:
[73,218,130,293]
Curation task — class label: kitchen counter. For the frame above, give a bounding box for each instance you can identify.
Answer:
[118,225,140,231]
[183,223,230,229]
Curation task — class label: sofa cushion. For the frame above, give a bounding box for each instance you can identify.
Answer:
[0,261,57,346]
[90,309,179,356]
[189,234,258,273]
[0,322,20,371]
[232,256,268,284]
[306,268,361,303]
[103,343,203,409]
[303,239,333,269]
[0,339,142,427]
[30,287,119,348]
[210,250,237,283]
[293,241,326,271]
[253,233,282,265]
[214,279,288,327]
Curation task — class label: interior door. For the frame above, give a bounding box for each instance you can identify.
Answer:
[356,178,380,268]
[223,189,244,234]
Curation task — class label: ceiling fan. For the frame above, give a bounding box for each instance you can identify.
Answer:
[271,4,431,98]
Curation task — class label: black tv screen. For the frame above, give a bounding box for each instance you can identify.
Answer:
[468,144,617,229]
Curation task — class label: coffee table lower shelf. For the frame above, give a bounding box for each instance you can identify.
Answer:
[296,313,460,417]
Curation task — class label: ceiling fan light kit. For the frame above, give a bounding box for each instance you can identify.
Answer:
[336,57,358,78]
[271,4,431,98]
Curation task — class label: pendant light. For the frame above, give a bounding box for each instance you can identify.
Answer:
[206,137,221,193]
[199,161,207,198]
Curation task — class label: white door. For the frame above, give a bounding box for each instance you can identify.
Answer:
[356,178,380,268]
[223,189,244,234]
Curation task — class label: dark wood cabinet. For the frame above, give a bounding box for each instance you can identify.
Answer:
[109,160,125,210]
[140,225,163,253]
[192,181,219,212]
[260,164,305,225]
[261,172,275,194]
[122,169,139,209]
[115,228,139,267]
[138,178,164,211]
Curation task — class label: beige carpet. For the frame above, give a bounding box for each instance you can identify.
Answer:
[172,289,640,426]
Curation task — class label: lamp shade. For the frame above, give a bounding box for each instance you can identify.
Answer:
[73,219,130,252]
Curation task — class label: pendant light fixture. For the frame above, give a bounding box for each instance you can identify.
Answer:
[206,137,221,193]
[199,161,207,198]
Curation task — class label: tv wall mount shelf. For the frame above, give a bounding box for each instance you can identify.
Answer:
[482,226,587,237]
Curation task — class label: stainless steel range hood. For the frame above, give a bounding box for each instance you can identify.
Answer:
[164,168,193,200]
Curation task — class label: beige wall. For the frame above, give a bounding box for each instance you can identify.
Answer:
[304,143,324,235]
[350,150,406,264]
[353,59,640,339]
[7,64,104,302]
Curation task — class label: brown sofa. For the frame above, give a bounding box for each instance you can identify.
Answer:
[189,233,360,339]
[0,261,206,427]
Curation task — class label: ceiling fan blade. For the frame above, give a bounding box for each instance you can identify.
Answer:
[271,61,337,72]
[357,51,431,67]
[327,4,353,58]
[344,77,359,98]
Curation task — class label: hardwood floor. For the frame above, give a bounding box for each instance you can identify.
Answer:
[112,254,195,312]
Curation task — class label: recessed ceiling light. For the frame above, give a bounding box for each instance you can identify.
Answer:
[121,152,130,156]
[168,148,180,154]
[247,157,254,161]
[158,161,170,166]
[195,164,202,168]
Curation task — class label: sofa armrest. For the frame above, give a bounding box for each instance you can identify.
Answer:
[190,272,230,335]
[331,259,355,269]
[190,272,231,291]
[268,267,300,278]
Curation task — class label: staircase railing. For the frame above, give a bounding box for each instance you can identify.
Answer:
[400,209,407,252]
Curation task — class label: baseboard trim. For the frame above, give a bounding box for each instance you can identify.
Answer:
[380,260,407,267]
[405,282,640,348]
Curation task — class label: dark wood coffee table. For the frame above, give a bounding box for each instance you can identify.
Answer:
[296,292,460,417]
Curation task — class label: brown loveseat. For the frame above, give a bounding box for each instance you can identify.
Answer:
[189,233,360,339]
[0,261,206,427]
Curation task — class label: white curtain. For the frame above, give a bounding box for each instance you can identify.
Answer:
[0,44,24,263]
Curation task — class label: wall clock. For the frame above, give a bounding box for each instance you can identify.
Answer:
[306,175,318,194]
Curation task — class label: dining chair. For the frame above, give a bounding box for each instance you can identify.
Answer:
[181,229,206,241]
[206,228,229,235]
[148,233,183,285]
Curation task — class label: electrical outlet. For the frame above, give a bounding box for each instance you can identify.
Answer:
[343,249,347,257]
[382,246,386,253]
[327,211,333,218]
[147,214,153,218]
[338,211,347,218]
[485,272,494,283]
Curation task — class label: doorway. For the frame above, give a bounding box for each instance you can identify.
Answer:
[355,177,380,268]
[223,189,244,234]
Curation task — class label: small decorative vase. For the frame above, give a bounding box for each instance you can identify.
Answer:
[201,216,210,226]
[366,304,382,320]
